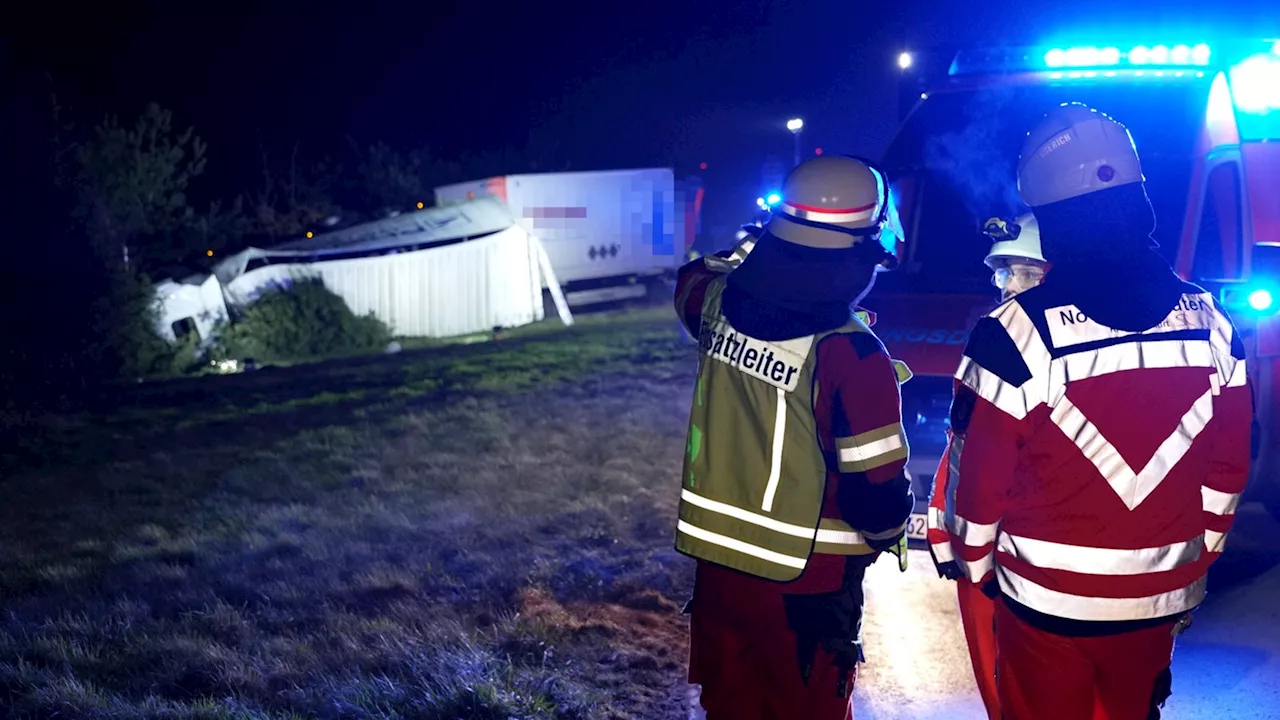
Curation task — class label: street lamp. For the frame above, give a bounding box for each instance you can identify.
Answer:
[786,117,804,166]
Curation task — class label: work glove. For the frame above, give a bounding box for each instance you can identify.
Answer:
[884,534,909,572]
[928,544,965,581]
[866,528,908,572]
[980,579,999,600]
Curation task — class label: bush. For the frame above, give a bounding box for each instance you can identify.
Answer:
[216,276,391,363]
[86,266,177,381]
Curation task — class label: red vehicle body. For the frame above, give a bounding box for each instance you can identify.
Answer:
[867,40,1280,529]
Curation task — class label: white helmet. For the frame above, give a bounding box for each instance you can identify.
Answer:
[1017,103,1144,208]
[984,213,1045,269]
[767,155,900,263]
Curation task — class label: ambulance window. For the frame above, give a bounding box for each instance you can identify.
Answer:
[1192,163,1244,281]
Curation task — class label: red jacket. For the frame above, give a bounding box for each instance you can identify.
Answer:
[944,283,1252,625]
[926,431,959,568]
[675,251,914,595]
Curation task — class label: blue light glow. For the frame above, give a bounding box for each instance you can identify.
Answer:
[766,193,782,206]
[1248,289,1274,312]
[1043,43,1210,69]
[1230,53,1280,114]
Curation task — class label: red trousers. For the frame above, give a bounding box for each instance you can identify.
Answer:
[956,581,1000,719]
[688,562,859,720]
[994,599,1177,720]
[690,609,854,720]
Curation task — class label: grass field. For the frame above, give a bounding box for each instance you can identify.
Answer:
[0,307,701,719]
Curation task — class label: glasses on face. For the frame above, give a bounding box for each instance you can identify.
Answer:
[991,264,1046,292]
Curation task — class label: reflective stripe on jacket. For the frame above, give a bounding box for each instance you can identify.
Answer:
[676,277,877,581]
[946,286,1253,622]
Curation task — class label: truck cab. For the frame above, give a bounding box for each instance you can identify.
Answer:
[869,39,1280,528]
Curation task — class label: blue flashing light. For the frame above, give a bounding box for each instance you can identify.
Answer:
[1042,42,1210,70]
[1230,53,1280,115]
[1248,288,1274,312]
[766,192,782,206]
[1222,284,1280,315]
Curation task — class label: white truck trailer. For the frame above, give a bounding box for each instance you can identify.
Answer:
[435,168,699,308]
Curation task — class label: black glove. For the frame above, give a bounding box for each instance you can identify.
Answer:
[981,579,999,600]
[782,557,869,693]
[929,543,965,581]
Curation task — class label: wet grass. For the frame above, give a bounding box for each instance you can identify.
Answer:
[0,306,699,719]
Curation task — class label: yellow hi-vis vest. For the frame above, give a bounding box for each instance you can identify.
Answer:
[675,278,898,582]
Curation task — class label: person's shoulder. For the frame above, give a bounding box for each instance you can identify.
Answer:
[818,327,886,362]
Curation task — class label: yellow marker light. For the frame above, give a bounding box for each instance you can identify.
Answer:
[416,201,425,209]
[206,249,213,257]
[306,231,314,239]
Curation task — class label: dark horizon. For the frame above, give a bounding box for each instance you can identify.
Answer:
[6,0,1279,239]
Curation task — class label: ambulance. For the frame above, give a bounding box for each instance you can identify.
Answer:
[870,38,1280,539]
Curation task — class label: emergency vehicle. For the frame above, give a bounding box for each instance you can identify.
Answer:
[870,38,1280,539]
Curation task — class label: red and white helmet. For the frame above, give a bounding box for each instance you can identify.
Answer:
[767,155,901,265]
[1017,103,1145,208]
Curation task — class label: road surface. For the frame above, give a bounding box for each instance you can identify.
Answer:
[688,501,1280,719]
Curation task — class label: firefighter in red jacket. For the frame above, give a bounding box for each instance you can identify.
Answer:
[944,103,1253,719]
[673,155,915,719]
[926,211,1048,719]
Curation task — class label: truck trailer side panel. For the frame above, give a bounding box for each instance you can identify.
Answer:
[436,169,678,299]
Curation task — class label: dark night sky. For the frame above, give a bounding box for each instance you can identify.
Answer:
[5,0,1278,227]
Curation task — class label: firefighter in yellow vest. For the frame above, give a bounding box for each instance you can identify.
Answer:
[674,155,915,719]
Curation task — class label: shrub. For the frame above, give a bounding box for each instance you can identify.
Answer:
[86,266,176,381]
[216,276,390,363]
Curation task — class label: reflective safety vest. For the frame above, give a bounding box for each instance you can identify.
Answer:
[675,278,899,582]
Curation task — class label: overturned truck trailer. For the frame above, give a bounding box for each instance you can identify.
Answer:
[435,168,700,308]
[213,198,571,338]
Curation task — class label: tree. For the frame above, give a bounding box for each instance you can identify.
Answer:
[180,196,251,262]
[50,101,228,382]
[450,145,527,182]
[66,102,208,268]
[251,143,341,239]
[350,140,437,216]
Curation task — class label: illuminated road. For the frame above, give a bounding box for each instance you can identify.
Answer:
[688,502,1280,719]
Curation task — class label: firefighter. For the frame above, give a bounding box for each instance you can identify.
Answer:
[673,154,915,720]
[926,211,1047,720]
[944,103,1253,719]
[982,213,1049,302]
